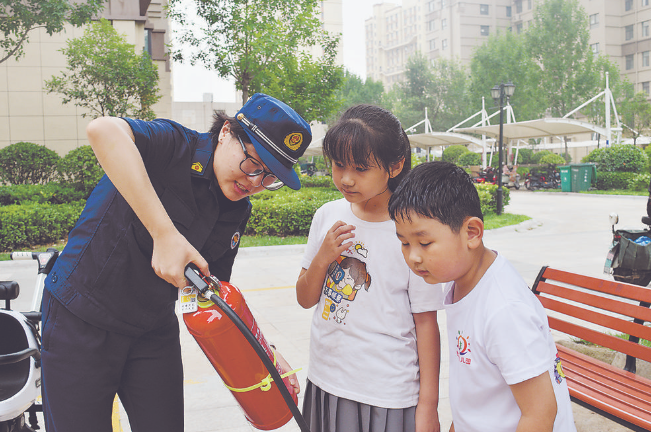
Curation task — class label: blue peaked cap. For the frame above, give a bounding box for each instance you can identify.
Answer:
[236,93,312,190]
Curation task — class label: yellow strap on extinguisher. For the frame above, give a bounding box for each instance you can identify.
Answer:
[223,351,302,393]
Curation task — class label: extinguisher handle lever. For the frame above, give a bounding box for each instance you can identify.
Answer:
[184,263,210,294]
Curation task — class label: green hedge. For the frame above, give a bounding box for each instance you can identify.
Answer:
[247,187,341,236]
[246,182,507,236]
[0,183,87,205]
[0,202,85,251]
[595,172,638,190]
[476,183,510,216]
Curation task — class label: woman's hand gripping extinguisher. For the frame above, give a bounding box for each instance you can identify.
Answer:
[182,265,310,432]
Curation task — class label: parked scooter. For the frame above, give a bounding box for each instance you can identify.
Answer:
[472,167,497,184]
[524,167,559,190]
[604,213,651,286]
[501,166,520,190]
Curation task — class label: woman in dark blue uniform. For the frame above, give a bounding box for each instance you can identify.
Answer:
[40,94,311,432]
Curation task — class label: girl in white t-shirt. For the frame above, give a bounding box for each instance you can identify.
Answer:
[296,105,444,432]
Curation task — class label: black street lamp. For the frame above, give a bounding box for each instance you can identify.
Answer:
[490,81,516,216]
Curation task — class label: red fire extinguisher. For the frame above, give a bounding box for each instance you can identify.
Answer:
[182,267,301,431]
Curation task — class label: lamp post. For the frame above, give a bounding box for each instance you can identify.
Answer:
[490,81,515,216]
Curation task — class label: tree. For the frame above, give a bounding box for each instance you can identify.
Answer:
[526,0,600,117]
[44,19,161,120]
[168,0,341,107]
[0,0,103,64]
[620,91,651,145]
[253,48,344,123]
[389,53,469,133]
[326,70,386,125]
[468,30,545,121]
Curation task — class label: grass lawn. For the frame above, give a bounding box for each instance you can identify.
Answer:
[0,212,530,261]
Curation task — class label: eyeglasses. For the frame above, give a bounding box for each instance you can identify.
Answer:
[237,135,284,191]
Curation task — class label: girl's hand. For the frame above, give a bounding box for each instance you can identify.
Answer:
[416,402,440,432]
[151,228,209,289]
[273,348,301,395]
[316,220,356,265]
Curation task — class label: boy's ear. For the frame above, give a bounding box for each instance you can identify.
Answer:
[464,217,484,249]
[389,157,406,179]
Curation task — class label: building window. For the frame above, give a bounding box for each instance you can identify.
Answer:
[644,51,650,67]
[442,39,448,50]
[481,25,490,36]
[589,14,598,29]
[442,18,447,29]
[506,6,512,17]
[643,21,650,37]
[644,0,650,6]
[626,25,634,40]
[144,29,152,56]
[626,0,633,11]
[480,4,489,15]
[626,54,635,70]
[428,1,436,12]
[528,0,532,9]
[429,39,436,50]
[516,23,523,34]
[644,82,650,95]
[515,0,523,14]
[590,43,599,54]
[427,20,436,31]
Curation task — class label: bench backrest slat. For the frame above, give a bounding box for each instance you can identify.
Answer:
[539,295,651,343]
[540,267,651,304]
[548,316,651,364]
[537,281,651,324]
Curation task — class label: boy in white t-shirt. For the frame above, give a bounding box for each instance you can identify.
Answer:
[388,161,576,432]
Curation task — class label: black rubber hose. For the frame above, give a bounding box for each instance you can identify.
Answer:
[184,265,310,432]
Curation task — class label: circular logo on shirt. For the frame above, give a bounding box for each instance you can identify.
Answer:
[231,232,241,249]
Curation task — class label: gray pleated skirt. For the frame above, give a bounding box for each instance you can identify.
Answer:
[302,380,416,432]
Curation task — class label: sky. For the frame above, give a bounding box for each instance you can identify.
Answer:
[172,0,400,102]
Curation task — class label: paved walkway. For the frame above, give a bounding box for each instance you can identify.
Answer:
[2,190,648,431]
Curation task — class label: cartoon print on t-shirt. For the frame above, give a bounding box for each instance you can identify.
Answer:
[321,243,371,324]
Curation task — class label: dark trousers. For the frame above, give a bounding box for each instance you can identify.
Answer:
[41,290,183,432]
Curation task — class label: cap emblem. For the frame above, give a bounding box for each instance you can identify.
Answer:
[284,133,303,151]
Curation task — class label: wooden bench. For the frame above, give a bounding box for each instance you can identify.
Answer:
[532,266,651,431]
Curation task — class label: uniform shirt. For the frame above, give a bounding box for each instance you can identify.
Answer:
[45,119,251,336]
[444,253,576,432]
[301,199,444,408]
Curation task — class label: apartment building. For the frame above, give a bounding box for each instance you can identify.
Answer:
[0,0,172,154]
[366,0,513,87]
[366,0,651,97]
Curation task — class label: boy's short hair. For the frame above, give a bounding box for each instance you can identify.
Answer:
[388,161,483,232]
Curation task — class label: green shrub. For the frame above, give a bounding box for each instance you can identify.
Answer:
[628,173,651,191]
[0,142,61,185]
[538,153,567,166]
[300,175,337,189]
[514,148,534,164]
[531,150,553,164]
[0,183,86,205]
[475,183,509,216]
[457,152,481,166]
[57,145,105,196]
[583,145,648,173]
[595,171,637,190]
[0,202,85,251]
[442,145,469,164]
[247,188,340,236]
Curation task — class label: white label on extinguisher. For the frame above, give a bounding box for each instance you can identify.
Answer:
[179,286,198,314]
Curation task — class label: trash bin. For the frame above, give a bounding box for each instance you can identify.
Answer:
[559,166,571,192]
[570,163,597,192]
